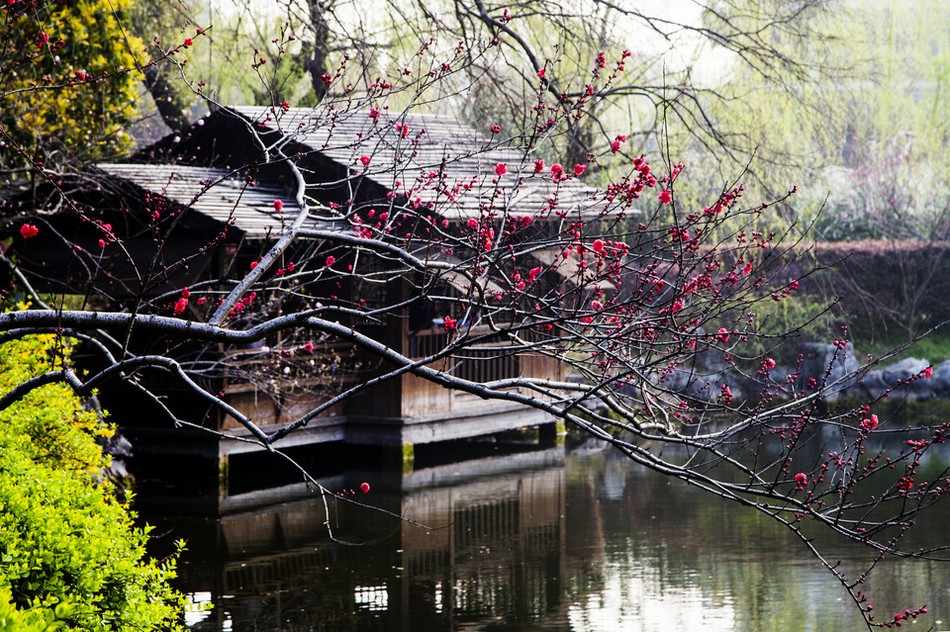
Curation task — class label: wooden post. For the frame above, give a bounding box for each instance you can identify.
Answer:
[382,443,415,474]
[539,421,566,447]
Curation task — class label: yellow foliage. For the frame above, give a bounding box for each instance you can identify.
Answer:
[0,0,146,168]
[0,335,114,477]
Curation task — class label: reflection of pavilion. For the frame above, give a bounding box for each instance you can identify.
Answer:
[161,445,566,631]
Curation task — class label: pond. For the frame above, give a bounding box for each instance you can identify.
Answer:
[136,436,950,631]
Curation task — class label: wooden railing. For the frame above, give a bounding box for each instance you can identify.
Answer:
[408,328,521,383]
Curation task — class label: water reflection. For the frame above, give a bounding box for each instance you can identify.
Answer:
[141,441,950,631]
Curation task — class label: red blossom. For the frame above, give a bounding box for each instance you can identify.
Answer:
[658,189,672,204]
[489,124,501,134]
[443,315,457,330]
[534,159,545,173]
[536,67,546,79]
[325,255,336,267]
[592,239,605,254]
[273,199,284,212]
[173,297,189,314]
[495,162,507,176]
[183,38,193,48]
[360,155,371,166]
[360,481,371,494]
[924,366,933,379]
[573,163,586,176]
[181,287,191,298]
[551,163,564,181]
[716,328,730,343]
[281,100,290,111]
[19,223,39,239]
[794,472,808,490]
[860,414,879,432]
[720,384,733,404]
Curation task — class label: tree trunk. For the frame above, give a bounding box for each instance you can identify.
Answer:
[143,64,191,131]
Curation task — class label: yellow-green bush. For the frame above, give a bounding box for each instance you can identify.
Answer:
[0,336,185,630]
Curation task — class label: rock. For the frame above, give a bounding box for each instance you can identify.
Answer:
[931,360,950,398]
[661,367,736,402]
[796,342,862,399]
[852,369,888,399]
[880,357,933,400]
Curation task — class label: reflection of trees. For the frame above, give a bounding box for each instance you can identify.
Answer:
[563,448,950,632]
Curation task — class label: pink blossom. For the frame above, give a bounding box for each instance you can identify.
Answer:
[360,155,371,166]
[763,357,776,370]
[536,67,546,79]
[716,328,730,343]
[325,255,336,267]
[360,481,371,494]
[592,239,606,254]
[495,163,507,176]
[19,224,38,239]
[591,300,603,311]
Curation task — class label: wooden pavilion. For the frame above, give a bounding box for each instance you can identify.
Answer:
[3,105,612,477]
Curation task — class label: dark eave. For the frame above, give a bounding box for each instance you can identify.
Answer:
[96,163,338,240]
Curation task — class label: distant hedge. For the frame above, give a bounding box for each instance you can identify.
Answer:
[808,240,950,340]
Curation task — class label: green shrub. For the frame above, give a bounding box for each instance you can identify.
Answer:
[0,336,185,630]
